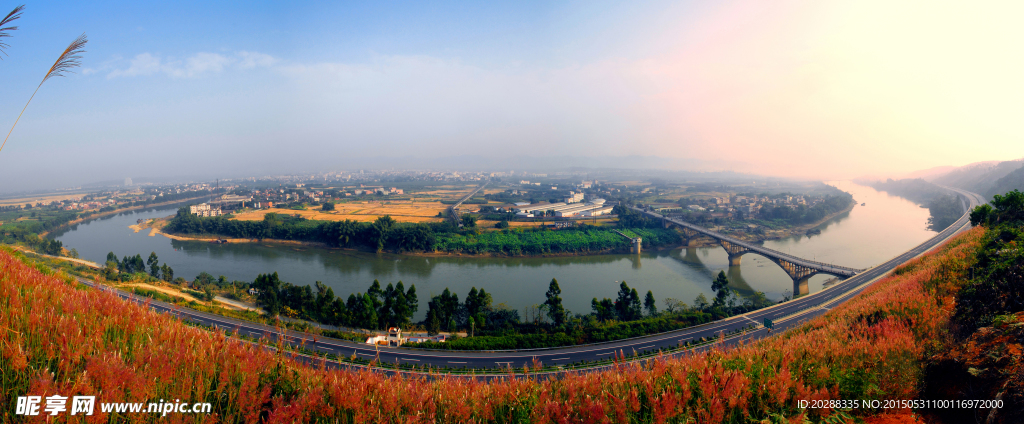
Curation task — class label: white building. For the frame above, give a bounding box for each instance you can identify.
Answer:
[189,203,223,217]
[564,191,585,204]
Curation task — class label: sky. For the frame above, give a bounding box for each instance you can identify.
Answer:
[1,0,1023,192]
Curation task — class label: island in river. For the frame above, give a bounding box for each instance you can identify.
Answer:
[146,197,856,257]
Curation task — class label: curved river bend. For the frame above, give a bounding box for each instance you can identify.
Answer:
[55,181,935,320]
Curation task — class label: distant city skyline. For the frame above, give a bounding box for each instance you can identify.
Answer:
[1,0,1022,192]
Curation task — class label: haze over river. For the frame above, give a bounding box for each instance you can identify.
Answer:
[55,181,937,320]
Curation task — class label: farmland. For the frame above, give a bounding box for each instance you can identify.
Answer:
[231,201,448,223]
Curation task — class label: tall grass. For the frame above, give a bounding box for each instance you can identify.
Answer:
[1,32,87,153]
[0,5,24,58]
[0,227,984,422]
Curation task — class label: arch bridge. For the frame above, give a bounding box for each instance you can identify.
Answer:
[632,206,864,295]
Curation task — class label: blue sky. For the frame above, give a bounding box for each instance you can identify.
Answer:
[1,1,1022,192]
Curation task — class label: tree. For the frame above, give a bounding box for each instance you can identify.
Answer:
[370,215,396,252]
[971,190,1024,226]
[544,279,566,326]
[461,214,477,228]
[711,271,732,307]
[314,281,335,322]
[147,252,160,278]
[106,251,117,264]
[366,280,384,328]
[591,298,616,321]
[644,290,658,316]
[614,281,642,321]
[322,202,335,211]
[663,298,688,314]
[262,213,280,239]
[103,260,118,281]
[160,263,173,282]
[693,293,710,311]
[252,272,283,317]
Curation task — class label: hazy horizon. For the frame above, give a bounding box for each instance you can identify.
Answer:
[2,1,1023,192]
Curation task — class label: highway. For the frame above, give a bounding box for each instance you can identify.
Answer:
[76,187,985,377]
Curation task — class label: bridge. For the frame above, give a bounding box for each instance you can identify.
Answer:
[447,181,488,226]
[630,206,864,295]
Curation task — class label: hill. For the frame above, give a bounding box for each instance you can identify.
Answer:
[985,165,1024,199]
[929,159,1023,196]
[1,218,1001,422]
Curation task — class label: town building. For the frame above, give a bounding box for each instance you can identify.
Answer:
[189,203,223,217]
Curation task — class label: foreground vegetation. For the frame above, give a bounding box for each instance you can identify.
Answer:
[1,202,996,422]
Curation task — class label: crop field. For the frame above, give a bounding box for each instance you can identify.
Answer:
[231,202,448,223]
[0,193,90,207]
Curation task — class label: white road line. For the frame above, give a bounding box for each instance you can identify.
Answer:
[551,358,570,361]
[448,361,466,364]
[637,345,655,350]
[742,316,759,325]
[400,358,420,362]
[597,351,616,356]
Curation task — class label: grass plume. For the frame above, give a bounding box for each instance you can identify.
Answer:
[0,4,25,58]
[1,33,87,154]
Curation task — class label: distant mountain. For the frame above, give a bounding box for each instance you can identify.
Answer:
[903,165,957,181]
[927,159,1024,197]
[986,165,1024,199]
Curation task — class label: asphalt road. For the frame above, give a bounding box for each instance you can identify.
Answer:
[75,187,984,376]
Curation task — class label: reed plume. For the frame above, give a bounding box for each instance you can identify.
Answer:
[0,5,25,58]
[1,33,87,153]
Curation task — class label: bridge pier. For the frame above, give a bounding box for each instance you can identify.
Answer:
[631,237,642,254]
[728,253,742,267]
[794,276,810,296]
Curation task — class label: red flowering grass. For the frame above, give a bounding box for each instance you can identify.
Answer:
[0,227,983,423]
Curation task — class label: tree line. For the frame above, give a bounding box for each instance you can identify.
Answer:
[251,274,419,331]
[166,208,681,255]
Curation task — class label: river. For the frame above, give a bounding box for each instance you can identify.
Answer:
[53,181,936,320]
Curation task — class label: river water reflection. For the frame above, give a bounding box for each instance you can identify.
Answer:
[54,181,936,320]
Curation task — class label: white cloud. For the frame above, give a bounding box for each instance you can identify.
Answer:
[108,51,277,79]
[107,53,162,78]
[237,51,278,69]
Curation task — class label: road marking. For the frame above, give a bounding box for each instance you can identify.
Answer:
[637,345,655,350]
[356,353,375,357]
[597,351,616,356]
[400,358,420,362]
[742,316,759,325]
[448,361,466,364]
[551,358,570,361]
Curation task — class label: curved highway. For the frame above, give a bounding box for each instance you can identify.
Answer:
[77,187,984,376]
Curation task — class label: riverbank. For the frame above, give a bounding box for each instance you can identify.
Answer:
[39,195,214,238]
